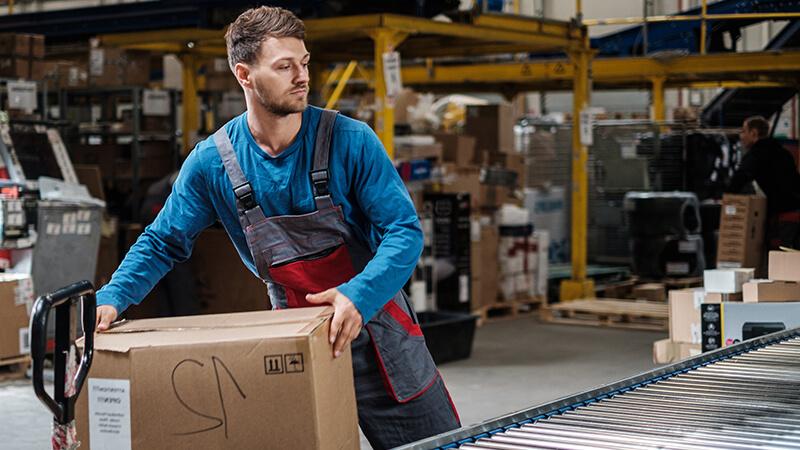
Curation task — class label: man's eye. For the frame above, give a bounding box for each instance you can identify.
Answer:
[279,65,290,70]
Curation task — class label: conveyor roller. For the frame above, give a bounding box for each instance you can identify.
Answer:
[401,328,800,449]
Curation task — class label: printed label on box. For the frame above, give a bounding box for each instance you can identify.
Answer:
[89,378,132,450]
[19,327,29,354]
[692,290,705,309]
[725,205,737,215]
[14,278,33,306]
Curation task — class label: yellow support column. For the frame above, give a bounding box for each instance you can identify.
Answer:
[180,53,200,155]
[560,38,595,302]
[368,29,407,159]
[651,76,666,122]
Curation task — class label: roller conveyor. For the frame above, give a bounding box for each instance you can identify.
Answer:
[400,328,800,450]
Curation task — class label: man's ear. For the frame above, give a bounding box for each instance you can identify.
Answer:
[233,62,252,88]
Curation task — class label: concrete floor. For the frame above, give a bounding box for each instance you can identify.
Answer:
[0,315,665,449]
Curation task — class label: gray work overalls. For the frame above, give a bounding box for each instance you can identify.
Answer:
[212,110,460,449]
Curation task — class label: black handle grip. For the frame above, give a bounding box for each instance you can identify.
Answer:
[31,280,96,424]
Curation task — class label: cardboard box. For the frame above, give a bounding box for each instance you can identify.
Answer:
[89,48,151,87]
[743,280,800,303]
[394,143,443,162]
[668,288,705,344]
[0,57,44,80]
[701,302,800,352]
[434,132,476,168]
[0,33,44,58]
[703,268,754,293]
[704,292,742,303]
[470,220,499,310]
[465,104,514,154]
[424,193,471,311]
[716,194,766,270]
[42,60,88,89]
[768,251,800,282]
[76,307,358,450]
[0,273,33,359]
[205,73,240,92]
[443,168,512,211]
[653,339,702,364]
[633,283,666,302]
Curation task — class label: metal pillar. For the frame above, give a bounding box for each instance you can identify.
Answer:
[560,34,595,302]
[368,29,407,159]
[325,60,358,109]
[180,53,200,156]
[651,76,666,122]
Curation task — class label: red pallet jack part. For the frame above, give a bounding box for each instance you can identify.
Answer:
[30,281,96,450]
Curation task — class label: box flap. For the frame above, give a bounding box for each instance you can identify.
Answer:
[92,307,332,353]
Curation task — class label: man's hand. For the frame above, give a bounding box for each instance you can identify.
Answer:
[96,305,118,332]
[306,288,362,358]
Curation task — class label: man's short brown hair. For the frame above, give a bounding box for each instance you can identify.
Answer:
[744,115,770,138]
[224,6,305,72]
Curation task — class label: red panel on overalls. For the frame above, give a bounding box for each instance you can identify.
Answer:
[268,245,357,308]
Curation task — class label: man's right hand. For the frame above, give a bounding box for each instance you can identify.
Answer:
[96,305,118,332]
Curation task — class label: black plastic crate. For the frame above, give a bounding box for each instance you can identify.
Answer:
[418,311,477,365]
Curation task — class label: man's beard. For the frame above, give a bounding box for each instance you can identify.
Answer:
[254,79,308,116]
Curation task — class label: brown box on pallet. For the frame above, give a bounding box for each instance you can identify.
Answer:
[76,307,358,450]
[0,33,44,58]
[768,251,800,282]
[205,73,240,92]
[471,221,499,310]
[743,280,800,303]
[465,104,514,154]
[0,274,34,359]
[668,288,705,344]
[433,132,476,168]
[632,283,666,302]
[716,194,766,271]
[653,338,701,364]
[89,48,151,87]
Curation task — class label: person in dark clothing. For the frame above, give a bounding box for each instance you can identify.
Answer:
[728,116,800,249]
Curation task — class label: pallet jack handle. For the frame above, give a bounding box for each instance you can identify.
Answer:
[30,280,96,425]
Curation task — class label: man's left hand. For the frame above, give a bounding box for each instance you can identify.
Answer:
[306,288,363,358]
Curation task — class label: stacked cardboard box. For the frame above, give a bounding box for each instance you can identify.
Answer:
[656,288,704,364]
[43,60,88,89]
[76,307,359,450]
[716,194,766,272]
[205,57,239,92]
[0,273,34,360]
[0,33,45,80]
[88,47,151,87]
[470,218,499,311]
[742,251,800,303]
[465,104,514,155]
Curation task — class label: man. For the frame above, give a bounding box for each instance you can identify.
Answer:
[728,115,800,249]
[94,6,460,449]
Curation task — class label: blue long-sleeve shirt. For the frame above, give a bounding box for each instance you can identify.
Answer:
[96,106,423,323]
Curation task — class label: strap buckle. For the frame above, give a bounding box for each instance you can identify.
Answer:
[233,182,258,211]
[310,169,329,197]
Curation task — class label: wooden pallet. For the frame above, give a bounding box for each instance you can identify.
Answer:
[473,295,546,326]
[541,298,668,331]
[0,355,30,382]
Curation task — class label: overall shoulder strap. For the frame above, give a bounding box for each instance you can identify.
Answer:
[213,127,267,227]
[310,109,339,210]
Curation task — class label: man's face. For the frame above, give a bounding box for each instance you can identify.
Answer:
[246,37,310,116]
[739,122,760,150]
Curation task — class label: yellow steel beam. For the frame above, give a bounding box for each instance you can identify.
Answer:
[325,60,359,110]
[583,12,800,26]
[700,0,708,55]
[369,29,409,159]
[304,14,579,50]
[390,51,800,88]
[559,32,595,302]
[651,76,666,122]
[180,53,200,155]
[686,80,791,89]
